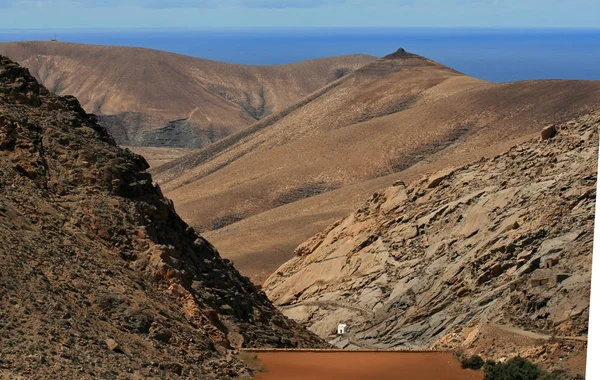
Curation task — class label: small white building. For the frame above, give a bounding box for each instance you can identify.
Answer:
[337,323,348,335]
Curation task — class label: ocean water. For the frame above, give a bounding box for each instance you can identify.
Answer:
[0,28,599,83]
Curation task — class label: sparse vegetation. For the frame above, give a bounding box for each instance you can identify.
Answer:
[272,182,335,207]
[483,357,558,380]
[210,214,245,230]
[355,95,418,123]
[333,67,351,80]
[243,87,267,119]
[461,354,484,370]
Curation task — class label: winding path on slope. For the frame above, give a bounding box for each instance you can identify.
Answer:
[492,324,587,342]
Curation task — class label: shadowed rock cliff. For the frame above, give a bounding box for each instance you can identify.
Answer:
[0,55,325,379]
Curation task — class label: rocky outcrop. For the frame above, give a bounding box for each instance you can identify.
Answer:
[0,55,325,379]
[265,112,599,375]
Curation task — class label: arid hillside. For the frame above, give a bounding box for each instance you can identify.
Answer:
[151,49,600,284]
[265,113,599,378]
[124,145,193,169]
[0,55,325,379]
[0,41,374,148]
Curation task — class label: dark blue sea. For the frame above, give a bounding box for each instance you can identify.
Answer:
[0,28,599,83]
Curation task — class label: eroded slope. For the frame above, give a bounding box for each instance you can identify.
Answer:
[0,41,374,148]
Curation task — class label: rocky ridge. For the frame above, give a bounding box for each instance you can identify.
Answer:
[0,55,325,379]
[264,112,599,376]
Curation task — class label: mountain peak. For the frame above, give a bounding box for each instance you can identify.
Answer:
[382,47,422,60]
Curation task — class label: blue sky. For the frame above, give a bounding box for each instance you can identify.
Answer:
[0,0,598,29]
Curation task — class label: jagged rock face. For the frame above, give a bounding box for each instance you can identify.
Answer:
[0,56,324,379]
[265,112,599,374]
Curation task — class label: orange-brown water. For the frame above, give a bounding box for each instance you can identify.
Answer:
[252,351,483,380]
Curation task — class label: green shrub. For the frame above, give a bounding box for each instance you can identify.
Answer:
[461,354,485,370]
[483,357,558,380]
[333,68,350,79]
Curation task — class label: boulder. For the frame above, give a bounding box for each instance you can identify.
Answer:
[541,125,557,140]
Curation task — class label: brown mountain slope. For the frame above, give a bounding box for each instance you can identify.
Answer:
[152,49,600,284]
[0,56,324,379]
[0,41,374,148]
[264,113,599,377]
[123,145,194,169]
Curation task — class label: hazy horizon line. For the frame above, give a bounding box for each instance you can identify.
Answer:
[1,26,599,32]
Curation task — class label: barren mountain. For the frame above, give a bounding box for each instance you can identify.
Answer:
[0,55,325,379]
[151,49,600,284]
[0,41,374,148]
[264,113,599,377]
